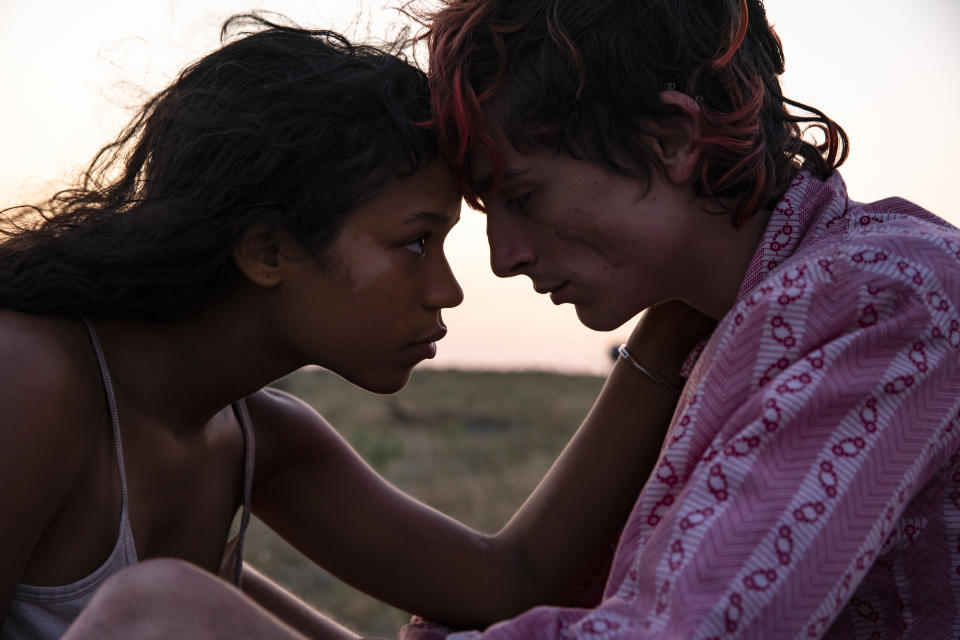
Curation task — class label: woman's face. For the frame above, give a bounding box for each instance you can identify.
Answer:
[278,159,464,393]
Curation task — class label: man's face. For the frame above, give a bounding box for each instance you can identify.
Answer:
[469,120,701,331]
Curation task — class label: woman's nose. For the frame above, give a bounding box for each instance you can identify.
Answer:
[425,254,464,310]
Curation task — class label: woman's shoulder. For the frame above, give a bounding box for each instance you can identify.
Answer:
[1,309,88,379]
[243,386,344,484]
[0,311,105,451]
[0,312,107,542]
[244,386,320,426]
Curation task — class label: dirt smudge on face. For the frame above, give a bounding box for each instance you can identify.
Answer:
[552,206,630,271]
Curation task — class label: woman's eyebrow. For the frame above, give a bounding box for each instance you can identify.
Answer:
[401,210,456,226]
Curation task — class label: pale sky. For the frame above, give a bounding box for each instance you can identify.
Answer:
[1,0,958,373]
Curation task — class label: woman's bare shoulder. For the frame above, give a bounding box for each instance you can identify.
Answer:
[243,386,346,483]
[244,386,331,432]
[0,311,103,460]
[0,313,109,600]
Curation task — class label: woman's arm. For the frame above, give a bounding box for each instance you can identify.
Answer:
[249,302,713,630]
[240,565,361,639]
[489,301,715,607]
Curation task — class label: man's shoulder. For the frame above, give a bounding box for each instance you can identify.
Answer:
[846,195,960,245]
[726,223,958,353]
[774,197,960,303]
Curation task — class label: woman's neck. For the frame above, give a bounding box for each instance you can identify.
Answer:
[90,295,303,432]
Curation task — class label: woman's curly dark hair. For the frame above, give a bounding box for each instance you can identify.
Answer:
[0,15,436,321]
[421,0,847,226]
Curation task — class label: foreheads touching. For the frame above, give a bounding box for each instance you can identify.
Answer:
[423,0,848,226]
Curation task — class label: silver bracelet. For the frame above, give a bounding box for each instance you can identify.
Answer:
[617,344,682,396]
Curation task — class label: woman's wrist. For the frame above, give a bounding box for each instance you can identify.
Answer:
[624,300,716,384]
[616,344,683,395]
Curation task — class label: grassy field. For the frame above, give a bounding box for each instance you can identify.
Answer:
[243,366,606,638]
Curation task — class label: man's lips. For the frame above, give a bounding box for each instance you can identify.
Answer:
[534,281,568,295]
[534,281,574,305]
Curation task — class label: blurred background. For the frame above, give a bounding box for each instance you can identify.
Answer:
[1,2,958,635]
[2,0,958,374]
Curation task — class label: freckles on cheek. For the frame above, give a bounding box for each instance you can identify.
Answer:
[553,208,628,270]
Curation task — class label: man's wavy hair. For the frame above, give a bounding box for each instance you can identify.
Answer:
[0,15,435,321]
[422,0,848,226]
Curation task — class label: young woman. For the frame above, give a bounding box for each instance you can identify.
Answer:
[0,16,711,640]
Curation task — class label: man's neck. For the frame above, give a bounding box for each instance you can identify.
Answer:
[685,204,773,321]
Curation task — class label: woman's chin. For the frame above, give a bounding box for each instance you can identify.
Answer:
[343,367,414,395]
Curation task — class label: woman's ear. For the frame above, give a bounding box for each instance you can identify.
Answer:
[233,223,287,287]
[650,90,703,184]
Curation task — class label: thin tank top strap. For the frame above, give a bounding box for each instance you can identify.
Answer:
[228,398,256,586]
[79,315,129,512]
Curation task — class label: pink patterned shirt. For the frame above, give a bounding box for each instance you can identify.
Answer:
[401,171,960,639]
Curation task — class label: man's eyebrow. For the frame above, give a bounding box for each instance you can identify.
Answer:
[473,168,529,198]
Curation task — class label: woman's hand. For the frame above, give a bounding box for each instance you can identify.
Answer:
[624,300,717,391]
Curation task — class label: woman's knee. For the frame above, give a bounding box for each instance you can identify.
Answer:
[95,558,213,603]
[65,559,231,639]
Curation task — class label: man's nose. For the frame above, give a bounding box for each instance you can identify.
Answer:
[486,212,535,278]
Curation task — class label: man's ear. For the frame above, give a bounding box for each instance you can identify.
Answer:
[233,223,288,287]
[649,90,703,184]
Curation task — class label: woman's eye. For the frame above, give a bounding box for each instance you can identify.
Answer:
[506,192,532,211]
[402,235,428,256]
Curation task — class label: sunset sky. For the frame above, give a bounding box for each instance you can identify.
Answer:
[1,0,957,373]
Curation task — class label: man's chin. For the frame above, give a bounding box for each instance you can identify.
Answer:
[574,305,632,332]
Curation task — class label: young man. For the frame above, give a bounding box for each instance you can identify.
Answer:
[407,0,960,637]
